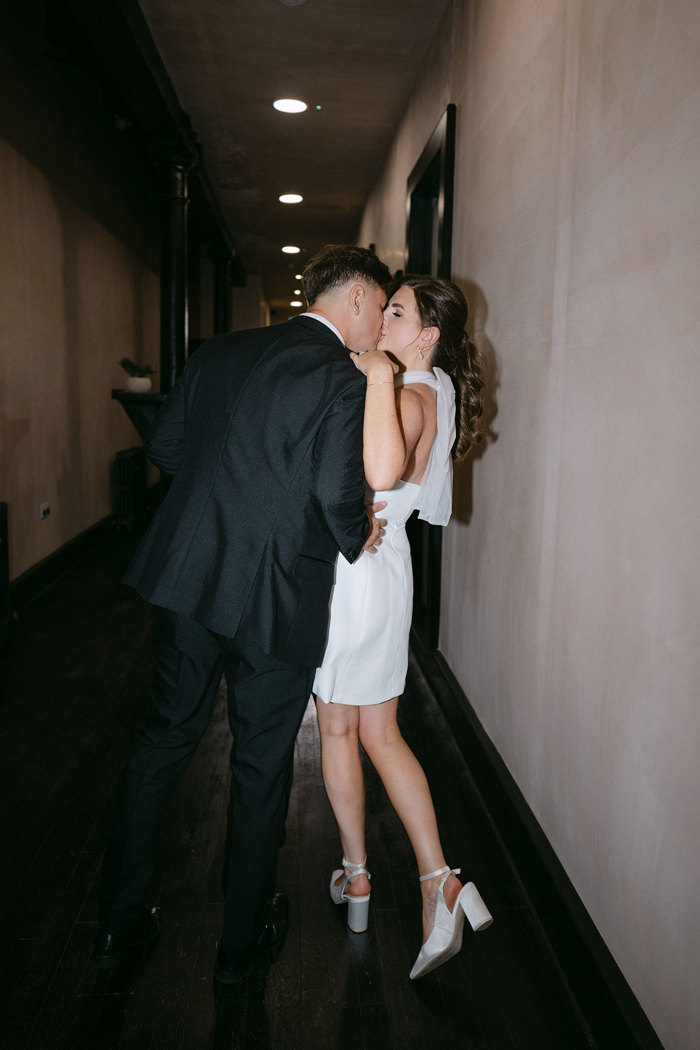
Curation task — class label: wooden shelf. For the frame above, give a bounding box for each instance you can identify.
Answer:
[112,388,166,440]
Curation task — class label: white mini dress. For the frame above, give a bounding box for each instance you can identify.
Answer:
[313,369,456,706]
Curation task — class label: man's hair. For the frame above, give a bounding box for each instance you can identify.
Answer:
[303,245,391,307]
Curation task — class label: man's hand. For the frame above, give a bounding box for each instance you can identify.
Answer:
[363,500,388,554]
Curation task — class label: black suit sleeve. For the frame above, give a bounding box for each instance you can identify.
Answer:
[144,374,186,476]
[312,382,368,564]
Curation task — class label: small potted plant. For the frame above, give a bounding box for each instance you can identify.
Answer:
[120,357,157,393]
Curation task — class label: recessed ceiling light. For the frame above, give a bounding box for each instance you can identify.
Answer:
[294,273,303,280]
[290,300,303,307]
[294,289,301,295]
[282,245,301,254]
[279,193,303,204]
[273,99,307,114]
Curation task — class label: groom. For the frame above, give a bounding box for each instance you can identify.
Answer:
[94,244,391,982]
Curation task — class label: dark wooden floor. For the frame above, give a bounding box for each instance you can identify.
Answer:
[0,533,594,1050]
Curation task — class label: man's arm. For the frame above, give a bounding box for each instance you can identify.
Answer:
[143,373,186,476]
[312,384,372,563]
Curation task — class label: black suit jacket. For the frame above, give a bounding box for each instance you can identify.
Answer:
[124,316,367,665]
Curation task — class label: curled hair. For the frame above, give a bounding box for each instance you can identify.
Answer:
[391,274,485,460]
[303,244,391,306]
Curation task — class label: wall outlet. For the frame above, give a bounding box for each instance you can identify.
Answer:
[39,503,50,519]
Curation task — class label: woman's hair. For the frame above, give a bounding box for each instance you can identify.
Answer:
[390,274,485,460]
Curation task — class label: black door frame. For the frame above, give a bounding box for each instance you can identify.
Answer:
[405,104,456,648]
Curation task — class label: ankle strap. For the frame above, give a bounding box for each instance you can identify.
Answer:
[419,865,460,882]
[342,856,369,876]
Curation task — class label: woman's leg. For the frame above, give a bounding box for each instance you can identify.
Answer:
[314,698,370,896]
[358,699,460,940]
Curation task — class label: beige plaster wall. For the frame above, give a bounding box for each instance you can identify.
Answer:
[0,138,159,580]
[0,3,165,583]
[358,2,700,1047]
[232,275,267,331]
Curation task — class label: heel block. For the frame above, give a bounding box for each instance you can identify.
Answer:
[346,895,370,933]
[460,882,493,932]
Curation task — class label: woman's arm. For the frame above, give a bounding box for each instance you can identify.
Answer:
[351,351,425,490]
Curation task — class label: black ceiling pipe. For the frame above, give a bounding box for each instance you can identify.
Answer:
[156,146,196,393]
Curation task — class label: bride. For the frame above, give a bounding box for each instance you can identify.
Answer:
[313,273,493,979]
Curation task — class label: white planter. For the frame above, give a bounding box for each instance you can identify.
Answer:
[125,376,153,393]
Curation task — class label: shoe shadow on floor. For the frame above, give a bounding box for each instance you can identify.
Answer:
[212,963,272,1049]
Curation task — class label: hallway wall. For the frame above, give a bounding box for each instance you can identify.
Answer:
[1,140,160,580]
[232,275,269,332]
[358,2,700,1048]
[0,3,161,580]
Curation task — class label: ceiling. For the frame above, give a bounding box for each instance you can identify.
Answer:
[136,0,451,314]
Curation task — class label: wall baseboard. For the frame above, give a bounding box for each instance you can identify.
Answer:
[0,502,10,646]
[8,483,163,624]
[9,515,117,619]
[410,625,665,1050]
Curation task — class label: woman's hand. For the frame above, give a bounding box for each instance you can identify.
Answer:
[350,349,398,382]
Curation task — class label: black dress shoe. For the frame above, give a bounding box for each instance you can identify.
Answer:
[92,906,161,969]
[214,894,290,984]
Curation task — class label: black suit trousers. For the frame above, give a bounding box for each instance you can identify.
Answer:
[100,606,313,954]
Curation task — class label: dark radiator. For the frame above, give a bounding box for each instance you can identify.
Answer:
[113,447,147,529]
[0,502,9,645]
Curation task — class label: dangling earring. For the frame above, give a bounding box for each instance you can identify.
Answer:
[417,345,424,360]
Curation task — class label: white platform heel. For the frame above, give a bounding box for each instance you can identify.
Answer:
[409,865,492,980]
[329,857,371,933]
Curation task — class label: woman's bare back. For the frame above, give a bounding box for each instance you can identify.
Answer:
[397,382,438,484]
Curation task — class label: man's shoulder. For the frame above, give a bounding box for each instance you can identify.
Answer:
[195,317,337,354]
[185,318,361,391]
[269,315,347,355]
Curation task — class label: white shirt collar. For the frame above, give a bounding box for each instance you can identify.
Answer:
[300,312,345,347]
